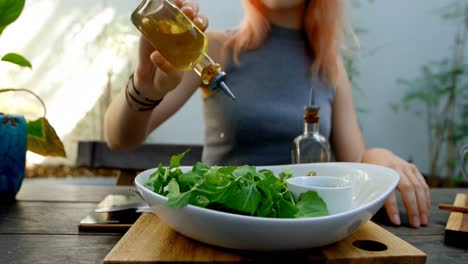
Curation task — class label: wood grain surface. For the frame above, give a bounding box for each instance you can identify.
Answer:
[104,213,426,263]
[444,193,468,248]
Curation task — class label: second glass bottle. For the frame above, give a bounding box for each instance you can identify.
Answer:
[291,105,331,164]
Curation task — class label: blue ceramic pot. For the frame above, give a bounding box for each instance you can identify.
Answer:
[0,114,27,203]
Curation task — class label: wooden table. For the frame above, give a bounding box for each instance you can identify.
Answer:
[0,181,466,264]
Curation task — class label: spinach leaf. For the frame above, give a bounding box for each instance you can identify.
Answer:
[295,191,329,217]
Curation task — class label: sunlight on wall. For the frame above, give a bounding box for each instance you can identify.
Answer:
[43,7,117,135]
[1,0,139,165]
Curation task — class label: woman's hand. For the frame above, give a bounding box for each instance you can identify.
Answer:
[362,148,431,228]
[134,0,208,100]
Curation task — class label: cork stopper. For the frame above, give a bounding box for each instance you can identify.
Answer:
[304,105,320,124]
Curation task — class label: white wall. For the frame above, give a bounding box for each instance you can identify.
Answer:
[351,0,457,173]
[0,0,458,174]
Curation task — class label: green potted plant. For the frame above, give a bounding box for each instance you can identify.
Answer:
[0,0,66,203]
[391,1,468,186]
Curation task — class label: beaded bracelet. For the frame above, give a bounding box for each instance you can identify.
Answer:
[125,74,163,111]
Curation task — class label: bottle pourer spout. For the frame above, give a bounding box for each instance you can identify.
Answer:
[209,71,236,100]
[218,81,236,100]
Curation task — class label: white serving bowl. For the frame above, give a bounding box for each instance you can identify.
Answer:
[134,162,399,251]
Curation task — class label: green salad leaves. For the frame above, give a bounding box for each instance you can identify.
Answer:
[145,150,328,218]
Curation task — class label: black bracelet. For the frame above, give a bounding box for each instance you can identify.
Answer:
[125,83,156,111]
[125,74,163,111]
[130,74,162,103]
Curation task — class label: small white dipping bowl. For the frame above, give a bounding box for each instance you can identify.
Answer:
[286,176,353,215]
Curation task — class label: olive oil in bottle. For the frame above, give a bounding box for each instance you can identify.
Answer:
[131,0,235,99]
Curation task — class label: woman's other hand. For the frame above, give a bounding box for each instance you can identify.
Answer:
[362,148,431,228]
[134,0,208,100]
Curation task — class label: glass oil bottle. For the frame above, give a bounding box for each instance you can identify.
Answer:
[291,105,331,164]
[131,0,235,99]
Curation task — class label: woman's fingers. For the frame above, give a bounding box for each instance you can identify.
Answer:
[361,149,431,228]
[407,164,430,225]
[193,14,208,32]
[174,0,199,20]
[181,1,200,19]
[150,51,183,93]
[385,160,430,228]
[412,165,431,215]
[151,52,179,78]
[136,36,156,79]
[384,191,401,225]
[177,1,208,31]
[397,167,424,228]
[173,0,184,8]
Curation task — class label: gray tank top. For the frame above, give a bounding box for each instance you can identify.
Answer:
[202,24,335,166]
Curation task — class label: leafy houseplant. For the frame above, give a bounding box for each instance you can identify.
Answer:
[391,1,468,186]
[0,0,66,202]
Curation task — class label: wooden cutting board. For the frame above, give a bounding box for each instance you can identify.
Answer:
[444,193,468,248]
[103,213,426,263]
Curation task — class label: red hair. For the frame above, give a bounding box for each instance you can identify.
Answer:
[224,0,345,88]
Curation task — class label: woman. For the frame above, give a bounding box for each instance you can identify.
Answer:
[104,0,430,228]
